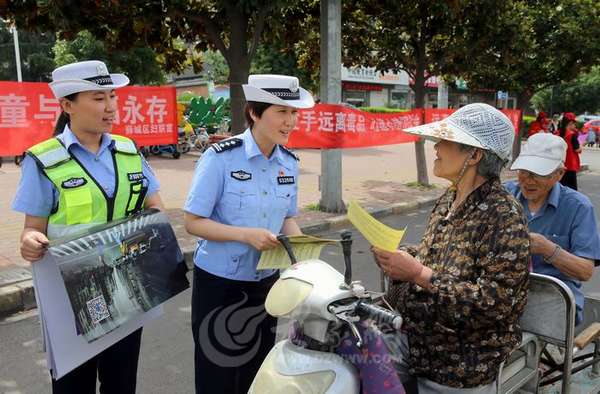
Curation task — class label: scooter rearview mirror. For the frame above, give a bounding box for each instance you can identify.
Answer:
[340,230,353,285]
[277,234,298,265]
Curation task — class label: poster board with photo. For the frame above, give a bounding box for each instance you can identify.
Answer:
[33,209,189,378]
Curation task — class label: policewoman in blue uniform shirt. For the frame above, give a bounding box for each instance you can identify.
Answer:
[12,60,164,394]
[184,74,314,394]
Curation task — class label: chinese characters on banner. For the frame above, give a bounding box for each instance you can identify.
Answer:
[112,86,177,146]
[0,82,177,156]
[287,104,522,149]
[1,83,523,154]
[423,109,454,123]
[425,108,522,131]
[287,104,421,148]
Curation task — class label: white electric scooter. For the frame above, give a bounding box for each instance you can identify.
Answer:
[249,231,404,394]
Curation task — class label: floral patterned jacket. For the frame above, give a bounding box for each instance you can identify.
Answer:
[388,178,530,388]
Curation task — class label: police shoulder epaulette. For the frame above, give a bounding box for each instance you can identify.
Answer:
[211,138,243,153]
[279,145,299,161]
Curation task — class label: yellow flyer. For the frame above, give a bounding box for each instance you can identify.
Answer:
[347,200,405,252]
[257,235,337,270]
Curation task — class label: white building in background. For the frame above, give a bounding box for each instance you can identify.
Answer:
[168,64,517,110]
[341,66,411,108]
[341,66,517,110]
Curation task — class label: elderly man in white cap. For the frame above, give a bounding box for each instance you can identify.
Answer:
[506,133,600,326]
[376,103,530,393]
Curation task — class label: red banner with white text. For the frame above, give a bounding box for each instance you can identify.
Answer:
[0,82,177,156]
[424,108,522,133]
[287,105,522,149]
[287,104,421,148]
[0,83,522,154]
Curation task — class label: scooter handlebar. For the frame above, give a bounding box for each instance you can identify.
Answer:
[355,301,403,331]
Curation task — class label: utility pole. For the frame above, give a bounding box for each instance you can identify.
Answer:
[319,0,345,213]
[0,18,22,82]
[11,24,23,82]
[437,80,448,109]
[11,24,22,82]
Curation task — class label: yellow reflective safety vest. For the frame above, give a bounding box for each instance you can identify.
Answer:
[27,134,147,239]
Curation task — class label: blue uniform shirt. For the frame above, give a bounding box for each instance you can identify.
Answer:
[12,125,160,217]
[505,181,600,324]
[184,128,299,281]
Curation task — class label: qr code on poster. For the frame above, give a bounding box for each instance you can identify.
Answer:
[87,295,110,324]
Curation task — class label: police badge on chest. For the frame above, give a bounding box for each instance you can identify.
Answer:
[231,170,252,181]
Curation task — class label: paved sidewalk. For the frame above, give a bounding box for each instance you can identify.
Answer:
[0,142,449,316]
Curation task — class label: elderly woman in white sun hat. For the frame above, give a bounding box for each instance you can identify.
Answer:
[12,60,164,394]
[184,74,314,394]
[375,103,530,393]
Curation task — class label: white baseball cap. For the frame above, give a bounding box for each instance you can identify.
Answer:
[403,103,515,161]
[242,74,314,109]
[510,133,567,176]
[49,60,129,98]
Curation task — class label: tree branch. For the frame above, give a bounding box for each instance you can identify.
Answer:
[171,10,230,63]
[197,14,230,62]
[248,5,270,59]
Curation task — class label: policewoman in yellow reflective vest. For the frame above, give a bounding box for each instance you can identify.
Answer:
[184,74,314,394]
[11,60,164,394]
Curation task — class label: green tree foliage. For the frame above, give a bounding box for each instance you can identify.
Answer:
[198,50,229,85]
[532,66,600,114]
[316,0,599,171]
[337,0,485,186]
[53,31,165,85]
[251,43,317,93]
[253,0,458,185]
[445,0,600,112]
[1,0,297,133]
[0,20,55,81]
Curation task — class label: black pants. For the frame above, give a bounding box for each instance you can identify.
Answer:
[560,170,578,190]
[51,328,142,394]
[191,266,278,394]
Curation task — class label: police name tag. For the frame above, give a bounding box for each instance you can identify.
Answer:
[231,170,252,181]
[127,172,145,182]
[277,176,295,185]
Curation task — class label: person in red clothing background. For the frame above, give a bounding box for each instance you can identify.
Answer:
[557,112,581,190]
[528,111,548,137]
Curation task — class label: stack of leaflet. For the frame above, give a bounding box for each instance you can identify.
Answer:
[33,209,189,378]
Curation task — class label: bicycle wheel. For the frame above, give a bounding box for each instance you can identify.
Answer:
[150,145,161,155]
[14,153,24,166]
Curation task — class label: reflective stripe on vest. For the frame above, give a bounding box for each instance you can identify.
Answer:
[27,135,146,240]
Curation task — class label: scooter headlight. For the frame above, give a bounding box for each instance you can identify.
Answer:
[265,278,313,317]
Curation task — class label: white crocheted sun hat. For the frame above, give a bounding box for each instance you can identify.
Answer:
[404,103,515,161]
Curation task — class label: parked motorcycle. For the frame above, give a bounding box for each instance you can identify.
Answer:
[249,232,405,394]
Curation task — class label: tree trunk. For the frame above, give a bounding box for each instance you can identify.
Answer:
[227,8,250,134]
[228,63,249,134]
[512,90,532,161]
[413,45,430,186]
